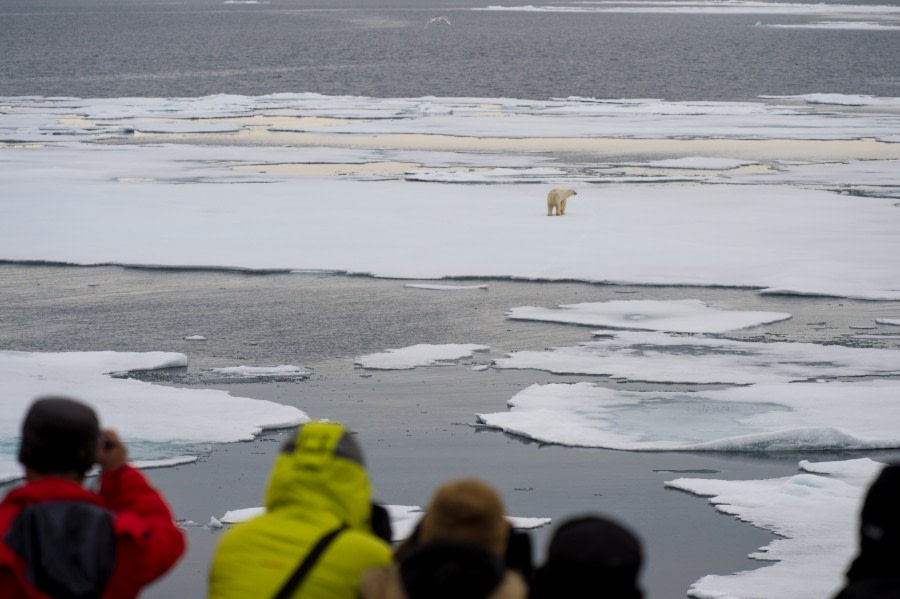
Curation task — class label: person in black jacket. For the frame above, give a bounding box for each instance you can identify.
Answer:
[833,463,900,599]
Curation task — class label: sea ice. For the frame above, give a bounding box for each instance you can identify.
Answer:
[403,283,490,291]
[3,94,900,300]
[0,350,309,482]
[476,380,900,451]
[218,504,550,542]
[506,299,791,333]
[637,157,758,170]
[493,330,900,384]
[876,318,900,326]
[667,458,885,599]
[209,365,311,378]
[476,2,900,16]
[355,344,490,370]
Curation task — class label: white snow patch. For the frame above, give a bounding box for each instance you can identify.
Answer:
[210,365,311,378]
[355,344,490,370]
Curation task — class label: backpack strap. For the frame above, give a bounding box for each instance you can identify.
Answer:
[273,525,347,599]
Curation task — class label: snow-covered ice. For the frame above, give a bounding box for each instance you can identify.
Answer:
[209,365,311,378]
[506,299,792,334]
[493,330,900,384]
[0,350,309,482]
[876,318,900,326]
[477,380,900,451]
[476,2,900,16]
[403,283,489,291]
[218,504,550,542]
[2,94,900,299]
[667,458,885,599]
[355,344,490,370]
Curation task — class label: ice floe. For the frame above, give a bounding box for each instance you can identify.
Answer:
[476,380,900,451]
[209,365,311,378]
[0,350,309,482]
[667,458,885,599]
[356,344,490,370]
[493,330,900,384]
[2,94,900,300]
[403,283,490,291]
[506,300,792,333]
[766,21,900,30]
[476,2,900,16]
[218,504,550,542]
[876,318,900,326]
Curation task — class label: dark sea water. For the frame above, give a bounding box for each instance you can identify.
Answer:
[2,0,900,100]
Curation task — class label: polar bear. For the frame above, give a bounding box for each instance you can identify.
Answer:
[547,188,576,216]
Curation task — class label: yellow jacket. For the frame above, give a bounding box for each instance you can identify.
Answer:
[208,421,393,599]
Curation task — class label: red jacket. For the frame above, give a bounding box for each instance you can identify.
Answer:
[0,465,186,598]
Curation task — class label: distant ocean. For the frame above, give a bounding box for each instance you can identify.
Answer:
[2,0,899,101]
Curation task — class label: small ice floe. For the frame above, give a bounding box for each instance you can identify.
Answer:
[667,458,884,599]
[403,283,489,291]
[210,365,311,379]
[220,507,265,524]
[355,343,490,370]
[470,364,491,371]
[425,15,451,27]
[130,456,198,469]
[207,516,223,529]
[506,299,791,334]
[184,335,207,341]
[876,318,900,326]
[217,504,549,542]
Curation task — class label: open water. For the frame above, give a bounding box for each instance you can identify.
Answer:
[2,0,900,100]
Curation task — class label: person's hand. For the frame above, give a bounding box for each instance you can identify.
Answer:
[96,429,128,472]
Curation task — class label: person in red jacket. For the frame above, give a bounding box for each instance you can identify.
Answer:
[0,396,186,598]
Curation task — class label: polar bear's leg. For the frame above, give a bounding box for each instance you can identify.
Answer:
[559,197,567,215]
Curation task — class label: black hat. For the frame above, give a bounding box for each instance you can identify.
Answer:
[18,396,100,475]
[530,515,644,599]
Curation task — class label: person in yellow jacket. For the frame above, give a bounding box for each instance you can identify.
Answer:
[208,421,393,599]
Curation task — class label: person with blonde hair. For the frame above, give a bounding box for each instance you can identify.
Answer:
[362,477,527,599]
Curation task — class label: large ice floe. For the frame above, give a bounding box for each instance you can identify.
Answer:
[493,330,900,385]
[667,458,885,599]
[2,93,900,300]
[505,299,792,334]
[477,380,900,450]
[0,351,309,483]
